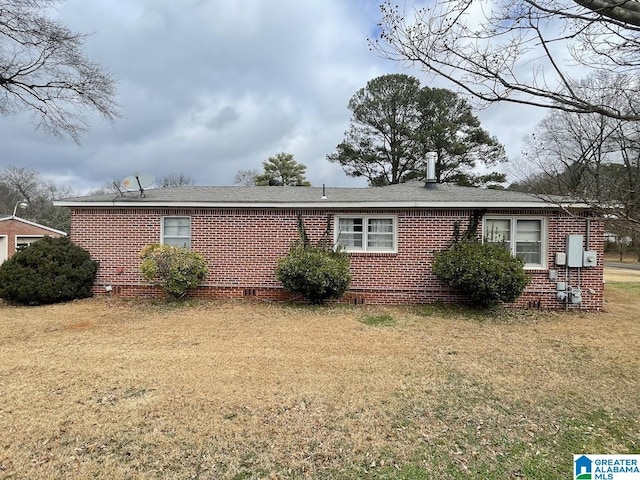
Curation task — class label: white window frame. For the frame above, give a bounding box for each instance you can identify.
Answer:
[483,216,547,269]
[335,215,397,253]
[0,235,8,264]
[161,216,191,249]
[15,235,43,252]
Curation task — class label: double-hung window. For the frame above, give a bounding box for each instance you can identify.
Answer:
[484,217,545,268]
[15,236,43,252]
[162,216,191,249]
[335,215,396,253]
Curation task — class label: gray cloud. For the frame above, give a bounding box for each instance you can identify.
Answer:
[204,106,240,131]
[0,0,543,193]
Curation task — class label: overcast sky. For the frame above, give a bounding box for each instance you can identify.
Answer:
[0,0,547,193]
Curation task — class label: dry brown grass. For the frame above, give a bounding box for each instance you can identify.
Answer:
[604,251,640,263]
[1,274,639,479]
[605,264,640,284]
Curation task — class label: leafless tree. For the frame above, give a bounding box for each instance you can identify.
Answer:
[0,0,119,141]
[0,166,73,231]
[518,74,640,236]
[0,165,40,203]
[86,182,118,196]
[234,169,259,186]
[372,0,640,120]
[160,173,194,187]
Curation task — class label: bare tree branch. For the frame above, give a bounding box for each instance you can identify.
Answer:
[0,0,119,141]
[372,0,640,120]
[160,173,194,187]
[517,73,640,232]
[571,0,640,26]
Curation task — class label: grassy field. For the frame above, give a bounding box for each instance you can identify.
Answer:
[0,269,638,479]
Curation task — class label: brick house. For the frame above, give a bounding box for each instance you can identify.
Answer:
[0,215,67,264]
[55,182,604,310]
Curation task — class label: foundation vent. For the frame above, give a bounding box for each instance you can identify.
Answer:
[527,299,542,309]
[352,296,366,305]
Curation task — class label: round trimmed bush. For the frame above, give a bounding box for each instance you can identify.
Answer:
[276,245,351,304]
[0,236,98,305]
[432,240,530,308]
[139,244,209,298]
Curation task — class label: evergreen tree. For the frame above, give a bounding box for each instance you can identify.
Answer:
[255,153,311,186]
[327,74,506,187]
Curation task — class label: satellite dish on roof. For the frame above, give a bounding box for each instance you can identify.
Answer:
[121,174,155,198]
[137,174,155,189]
[121,175,137,191]
[122,174,155,191]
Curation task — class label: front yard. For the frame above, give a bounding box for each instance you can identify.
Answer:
[0,274,638,479]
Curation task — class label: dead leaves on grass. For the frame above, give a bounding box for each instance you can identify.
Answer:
[0,292,639,479]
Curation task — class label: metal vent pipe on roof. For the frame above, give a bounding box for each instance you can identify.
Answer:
[425,152,437,189]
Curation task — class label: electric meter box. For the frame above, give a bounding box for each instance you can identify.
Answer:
[583,251,597,267]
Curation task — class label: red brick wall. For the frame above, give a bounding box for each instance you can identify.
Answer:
[69,207,604,310]
[0,218,65,261]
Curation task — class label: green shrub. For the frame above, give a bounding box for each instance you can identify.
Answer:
[432,239,530,308]
[276,245,351,304]
[139,244,208,299]
[0,236,98,305]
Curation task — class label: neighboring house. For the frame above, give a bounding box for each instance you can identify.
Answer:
[0,215,67,263]
[54,182,604,310]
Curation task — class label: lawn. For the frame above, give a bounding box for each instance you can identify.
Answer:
[0,272,638,479]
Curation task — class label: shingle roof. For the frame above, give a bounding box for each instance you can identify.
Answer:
[55,182,581,209]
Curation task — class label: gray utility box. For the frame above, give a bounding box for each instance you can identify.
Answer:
[566,235,584,268]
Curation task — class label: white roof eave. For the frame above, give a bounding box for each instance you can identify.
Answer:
[0,215,67,235]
